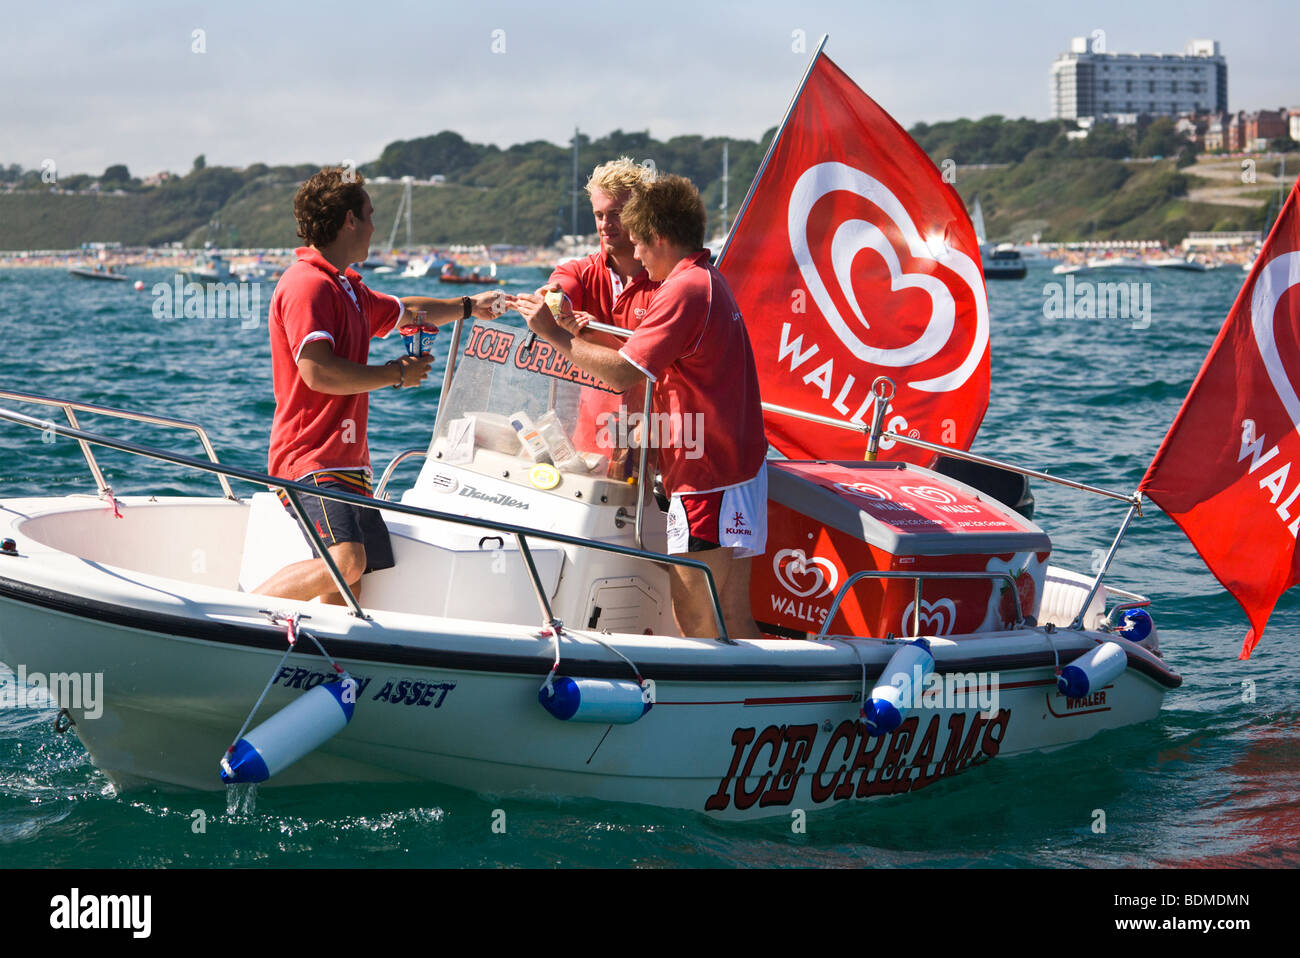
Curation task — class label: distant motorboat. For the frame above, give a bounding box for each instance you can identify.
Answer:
[401,257,434,279]
[438,262,505,286]
[401,255,455,279]
[68,264,129,282]
[969,200,1025,280]
[181,253,227,284]
[1085,256,1153,271]
[981,245,1027,281]
[234,262,283,283]
[1051,263,1085,275]
[1149,256,1208,273]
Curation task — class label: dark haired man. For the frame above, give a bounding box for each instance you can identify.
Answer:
[516,174,767,639]
[254,167,500,604]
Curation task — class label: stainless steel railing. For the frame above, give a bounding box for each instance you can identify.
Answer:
[814,569,1025,640]
[0,388,236,501]
[0,400,732,642]
[762,378,1144,635]
[374,449,427,500]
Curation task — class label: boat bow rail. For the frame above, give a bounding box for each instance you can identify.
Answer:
[0,388,236,502]
[0,396,732,641]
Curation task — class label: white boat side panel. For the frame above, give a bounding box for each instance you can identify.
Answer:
[16,498,248,589]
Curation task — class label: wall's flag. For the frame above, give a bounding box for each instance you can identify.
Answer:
[1140,176,1300,659]
[719,50,989,464]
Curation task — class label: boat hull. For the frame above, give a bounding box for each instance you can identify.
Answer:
[0,566,1177,820]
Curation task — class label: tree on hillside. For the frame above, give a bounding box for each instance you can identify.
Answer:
[1073,122,1132,159]
[193,154,206,172]
[1135,118,1183,159]
[365,131,487,180]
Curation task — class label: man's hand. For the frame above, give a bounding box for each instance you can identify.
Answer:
[469,290,506,320]
[508,292,562,341]
[509,292,591,338]
[563,310,595,337]
[391,353,434,389]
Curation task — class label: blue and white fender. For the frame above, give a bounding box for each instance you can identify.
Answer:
[539,677,651,724]
[1115,608,1155,646]
[862,638,933,737]
[1057,642,1127,698]
[221,675,358,784]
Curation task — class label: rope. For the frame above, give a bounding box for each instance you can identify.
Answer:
[219,611,345,777]
[830,637,870,713]
[537,624,647,700]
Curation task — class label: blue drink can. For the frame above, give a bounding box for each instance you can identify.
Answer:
[400,324,438,357]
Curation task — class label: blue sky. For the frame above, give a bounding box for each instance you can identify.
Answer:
[2,0,1296,176]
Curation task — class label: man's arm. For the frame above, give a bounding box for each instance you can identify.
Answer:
[397,290,501,326]
[296,340,432,394]
[513,296,644,392]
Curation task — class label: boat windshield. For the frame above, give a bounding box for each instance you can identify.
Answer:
[430,319,636,480]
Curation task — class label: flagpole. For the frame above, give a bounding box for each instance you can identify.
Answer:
[715,33,829,269]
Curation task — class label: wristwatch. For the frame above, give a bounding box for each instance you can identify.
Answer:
[461,296,472,320]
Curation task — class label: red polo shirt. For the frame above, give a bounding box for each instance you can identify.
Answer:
[618,251,767,494]
[267,247,404,480]
[549,250,658,333]
[550,251,660,455]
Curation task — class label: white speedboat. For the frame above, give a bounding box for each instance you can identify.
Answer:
[67,264,129,282]
[982,245,1027,280]
[400,257,432,278]
[0,335,1177,820]
[970,201,1026,280]
[400,256,451,279]
[1085,256,1153,271]
[1149,256,1208,273]
[0,48,1180,821]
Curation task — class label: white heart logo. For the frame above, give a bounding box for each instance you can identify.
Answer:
[1251,251,1300,435]
[901,597,957,636]
[834,481,892,500]
[787,161,988,393]
[900,484,958,504]
[773,548,839,599]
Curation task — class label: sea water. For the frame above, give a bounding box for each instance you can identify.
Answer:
[0,264,1296,867]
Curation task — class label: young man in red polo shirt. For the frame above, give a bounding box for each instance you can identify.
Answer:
[509,157,660,465]
[539,156,659,333]
[254,167,500,604]
[517,174,767,639]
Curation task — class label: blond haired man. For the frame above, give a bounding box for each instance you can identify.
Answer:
[517,175,767,640]
[510,157,660,460]
[541,156,658,332]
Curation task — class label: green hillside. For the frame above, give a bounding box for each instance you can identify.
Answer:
[0,118,1287,251]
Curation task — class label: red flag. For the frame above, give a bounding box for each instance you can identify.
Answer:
[1140,176,1300,659]
[719,52,989,464]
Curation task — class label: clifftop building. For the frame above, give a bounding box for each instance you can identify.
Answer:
[1051,37,1227,121]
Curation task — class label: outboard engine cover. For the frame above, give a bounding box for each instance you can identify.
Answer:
[753,461,1051,638]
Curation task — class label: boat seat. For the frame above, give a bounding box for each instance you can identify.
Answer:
[1037,565,1107,630]
[237,492,314,593]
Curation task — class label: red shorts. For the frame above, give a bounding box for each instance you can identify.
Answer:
[665,469,768,556]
